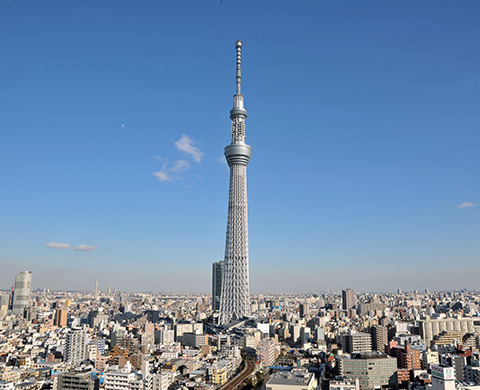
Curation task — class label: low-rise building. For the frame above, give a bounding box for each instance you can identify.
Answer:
[266,369,317,390]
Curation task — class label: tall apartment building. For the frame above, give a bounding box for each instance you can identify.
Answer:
[88,308,108,329]
[212,261,224,311]
[299,303,309,319]
[370,325,387,353]
[344,333,372,354]
[154,328,174,345]
[12,271,32,315]
[392,344,422,371]
[257,340,280,367]
[342,289,356,311]
[54,309,68,327]
[0,294,9,317]
[64,330,88,366]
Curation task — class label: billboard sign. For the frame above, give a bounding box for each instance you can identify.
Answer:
[431,365,455,380]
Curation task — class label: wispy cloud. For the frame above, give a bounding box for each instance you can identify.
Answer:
[45,242,72,250]
[45,242,97,251]
[174,134,203,163]
[153,163,173,182]
[154,135,202,183]
[457,201,477,209]
[153,160,190,182]
[172,160,190,172]
[73,244,98,252]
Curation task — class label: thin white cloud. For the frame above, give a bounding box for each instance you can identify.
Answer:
[153,160,191,182]
[120,123,126,128]
[171,160,190,172]
[174,134,203,163]
[457,202,477,209]
[45,242,72,250]
[153,169,171,182]
[73,244,98,252]
[153,163,173,182]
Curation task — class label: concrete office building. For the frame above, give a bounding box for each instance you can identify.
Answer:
[154,328,174,345]
[212,261,224,311]
[342,289,356,311]
[58,372,99,390]
[12,271,32,315]
[419,316,475,346]
[431,365,455,390]
[339,353,397,390]
[183,332,207,348]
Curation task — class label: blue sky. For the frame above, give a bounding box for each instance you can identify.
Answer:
[1,1,479,293]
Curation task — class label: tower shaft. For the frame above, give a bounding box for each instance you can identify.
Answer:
[219,41,251,325]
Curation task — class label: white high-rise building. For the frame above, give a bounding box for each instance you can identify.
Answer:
[12,271,32,315]
[218,41,252,325]
[64,330,88,366]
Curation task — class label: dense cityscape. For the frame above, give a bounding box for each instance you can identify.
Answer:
[1,270,480,390]
[2,3,479,390]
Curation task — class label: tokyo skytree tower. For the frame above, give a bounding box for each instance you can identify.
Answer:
[218,41,252,325]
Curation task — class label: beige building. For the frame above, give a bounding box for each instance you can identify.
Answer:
[212,369,227,386]
[419,316,475,346]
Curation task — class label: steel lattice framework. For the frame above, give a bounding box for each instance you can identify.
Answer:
[218,41,252,325]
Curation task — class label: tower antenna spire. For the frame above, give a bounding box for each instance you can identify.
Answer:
[235,40,242,95]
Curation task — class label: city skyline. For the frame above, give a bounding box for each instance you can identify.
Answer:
[1,1,479,293]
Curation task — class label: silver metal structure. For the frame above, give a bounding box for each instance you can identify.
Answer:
[218,41,252,325]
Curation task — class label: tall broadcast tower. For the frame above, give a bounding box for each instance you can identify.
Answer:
[218,41,252,325]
